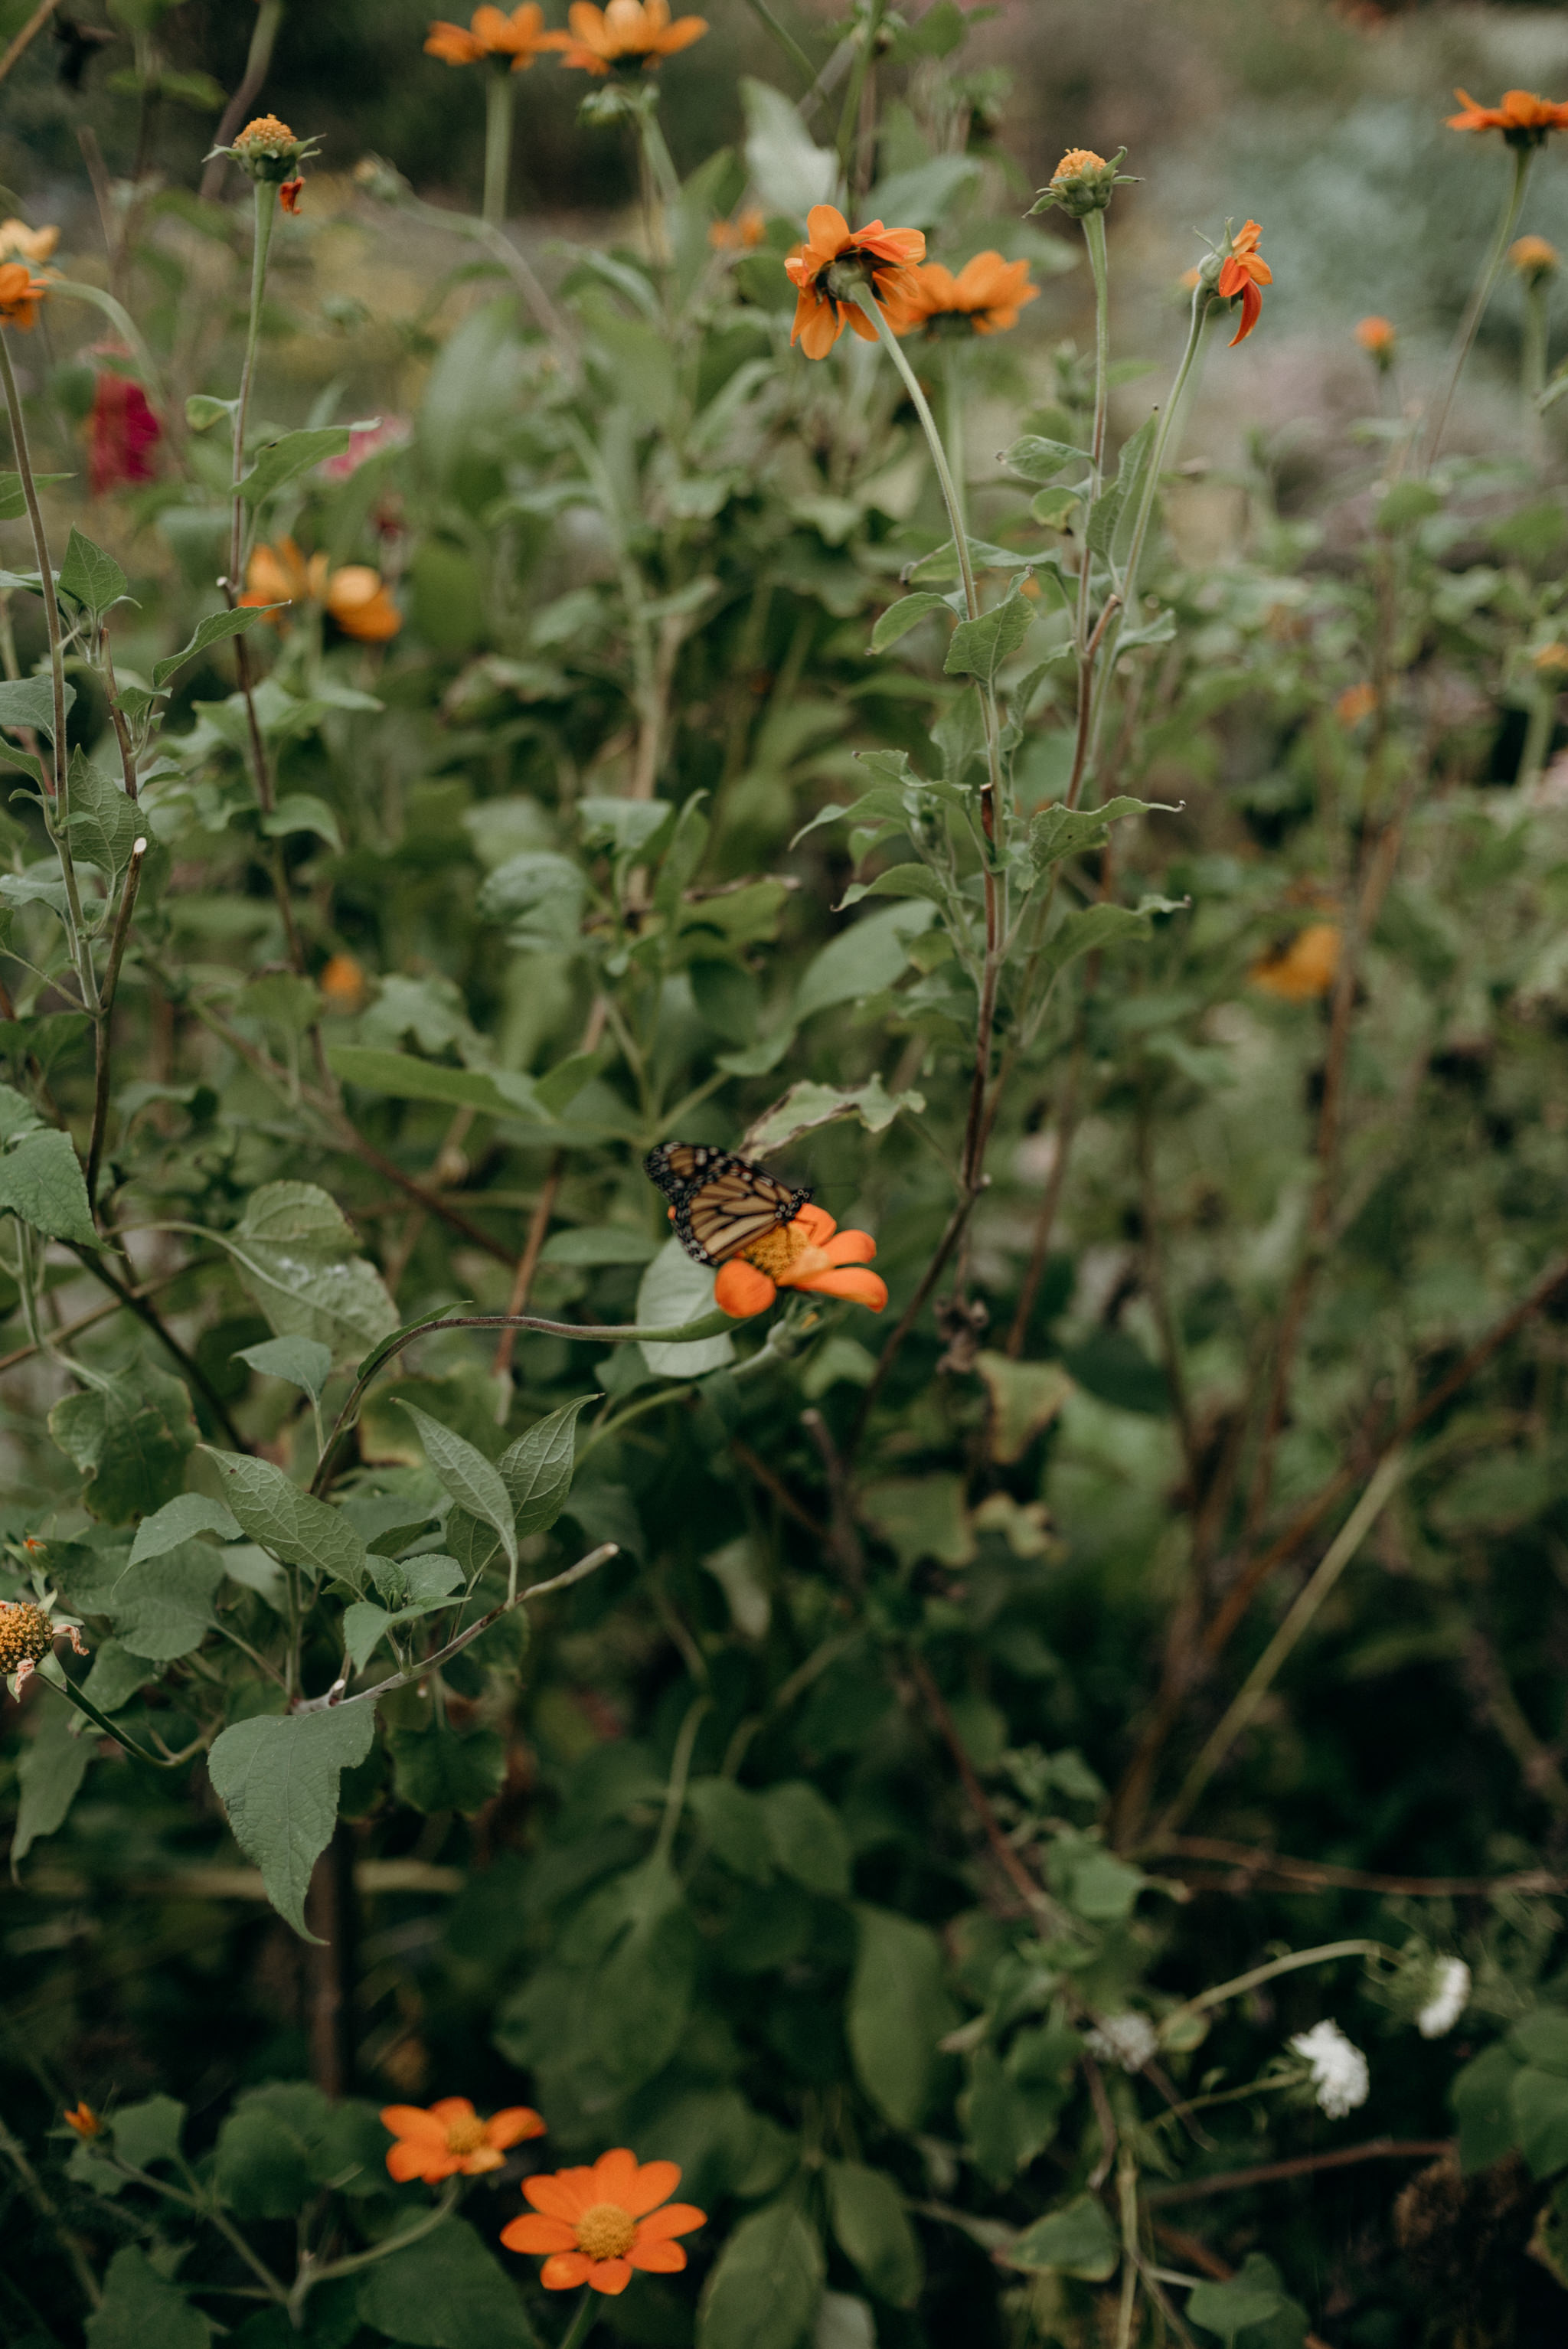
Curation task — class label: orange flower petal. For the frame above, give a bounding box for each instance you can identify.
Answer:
[541,2252,593,2290]
[381,2106,450,2144]
[622,2158,682,2217]
[804,204,851,259]
[628,2239,688,2272]
[428,2098,475,2124]
[822,1227,876,1266]
[525,2166,599,2220]
[586,2259,634,2295]
[501,2214,578,2254]
[486,2106,547,2148]
[635,2201,706,2241]
[795,1203,838,1245]
[714,1259,776,1317]
[805,1266,888,1310]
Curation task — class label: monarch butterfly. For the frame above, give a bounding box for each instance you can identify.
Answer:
[644,1143,811,1268]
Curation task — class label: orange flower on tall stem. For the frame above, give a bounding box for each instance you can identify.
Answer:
[381,2096,544,2182]
[785,204,926,360]
[1447,88,1568,145]
[500,2148,705,2295]
[425,3,556,67]
[0,261,50,331]
[897,251,1039,338]
[550,0,708,75]
[1216,220,1271,347]
[710,1203,887,1319]
[1354,315,1396,361]
[241,537,402,642]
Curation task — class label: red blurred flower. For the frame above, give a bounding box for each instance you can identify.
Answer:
[89,368,161,495]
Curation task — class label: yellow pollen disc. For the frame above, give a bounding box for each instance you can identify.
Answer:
[740,1224,810,1280]
[444,2115,488,2155]
[575,2203,638,2262]
[0,1602,53,1671]
[1055,148,1106,176]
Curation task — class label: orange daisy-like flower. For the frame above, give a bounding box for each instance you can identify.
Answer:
[1353,314,1396,361]
[897,250,1040,338]
[550,0,708,75]
[1251,922,1341,1003]
[241,537,403,643]
[500,2148,705,2295]
[710,206,766,252]
[0,260,51,332]
[785,204,926,360]
[381,2096,544,2183]
[320,952,368,1011]
[1447,88,1568,146]
[710,1203,887,1319]
[425,3,556,67]
[1216,220,1271,348]
[64,2102,101,2138]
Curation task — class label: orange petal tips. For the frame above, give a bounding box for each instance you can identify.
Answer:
[897,251,1040,338]
[381,2096,545,2182]
[0,261,51,331]
[1214,219,1272,348]
[501,2147,705,2295]
[1447,89,1568,146]
[551,0,709,76]
[425,5,557,70]
[784,204,926,359]
[712,1204,887,1319]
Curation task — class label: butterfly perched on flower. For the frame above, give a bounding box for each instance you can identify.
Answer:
[644,1143,809,1267]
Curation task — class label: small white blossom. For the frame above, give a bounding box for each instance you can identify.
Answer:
[1289,2019,1369,2118]
[1416,1959,1471,2040]
[1086,2012,1158,2073]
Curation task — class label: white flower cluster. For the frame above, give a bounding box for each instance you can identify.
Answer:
[1086,2011,1158,2073]
[1416,1958,1471,2040]
[1289,2019,1370,2118]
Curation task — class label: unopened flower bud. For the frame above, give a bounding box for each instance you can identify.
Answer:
[1511,234,1560,286]
[1030,145,1135,220]
[1354,315,1397,368]
[211,114,322,185]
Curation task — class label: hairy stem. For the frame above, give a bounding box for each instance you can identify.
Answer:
[1426,144,1532,467]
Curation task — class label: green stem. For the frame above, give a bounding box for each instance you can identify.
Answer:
[653,1693,711,1866]
[1517,675,1558,792]
[483,67,515,228]
[1523,278,1550,406]
[556,2290,599,2349]
[1426,143,1533,469]
[1065,207,1112,809]
[741,0,818,87]
[835,0,887,187]
[229,178,276,595]
[1160,1939,1393,2030]
[942,343,967,537]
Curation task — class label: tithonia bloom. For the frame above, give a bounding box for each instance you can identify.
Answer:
[1251,923,1341,1003]
[1216,220,1271,348]
[0,219,59,265]
[1447,88,1568,145]
[241,537,402,642]
[89,368,162,495]
[785,204,926,360]
[897,251,1040,338]
[1354,315,1396,363]
[550,0,708,75]
[1511,234,1560,284]
[63,2103,101,2138]
[500,2148,705,2295]
[425,4,557,68]
[319,952,368,1011]
[381,2096,544,2182]
[0,261,51,331]
[710,1203,887,1319]
[1334,682,1377,728]
[709,206,766,252]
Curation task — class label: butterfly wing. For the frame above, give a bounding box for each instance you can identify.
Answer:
[644,1142,724,1203]
[645,1145,811,1266]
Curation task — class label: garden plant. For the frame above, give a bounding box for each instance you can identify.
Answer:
[5,2,1568,2345]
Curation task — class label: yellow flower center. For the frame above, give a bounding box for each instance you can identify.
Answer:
[740,1224,812,1280]
[0,1602,53,1671]
[236,114,296,151]
[1054,147,1106,177]
[575,2202,638,2262]
[444,2115,488,2155]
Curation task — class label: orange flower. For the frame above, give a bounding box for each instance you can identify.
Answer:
[500,2148,705,2295]
[319,952,368,1011]
[710,206,766,252]
[279,177,304,215]
[0,219,59,265]
[381,2096,544,2182]
[1354,315,1396,359]
[425,4,557,68]
[897,250,1039,338]
[1511,234,1559,283]
[1334,682,1377,727]
[1447,88,1568,145]
[63,2102,101,2138]
[710,1203,887,1318]
[550,0,708,74]
[240,538,402,642]
[1216,219,1271,348]
[784,204,926,360]
[1251,923,1341,1002]
[0,260,50,331]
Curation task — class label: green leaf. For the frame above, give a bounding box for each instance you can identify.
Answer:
[58,526,129,619]
[341,1593,452,1673]
[201,1450,370,1587]
[128,1492,242,1567]
[761,1781,852,1897]
[539,1225,658,1267]
[637,1239,736,1377]
[1004,2193,1119,2280]
[111,2094,186,2171]
[225,1181,399,1363]
[355,2217,534,2349]
[214,2101,313,2220]
[48,1365,198,1523]
[944,580,1036,686]
[151,603,276,691]
[1087,410,1157,559]
[499,1394,596,1537]
[592,1861,700,2087]
[325,1044,544,1122]
[688,1776,773,1881]
[185,394,237,433]
[87,2248,211,2349]
[1028,796,1161,875]
[848,1905,953,2130]
[207,1702,377,1938]
[741,1073,923,1157]
[740,76,837,218]
[1187,2253,1307,2348]
[974,1352,1074,1463]
[0,1125,96,1244]
[837,864,948,910]
[1376,479,1443,534]
[1047,1831,1147,1923]
[80,1638,156,1713]
[239,426,354,505]
[0,671,76,740]
[397,1400,517,1579]
[0,469,72,521]
[1512,2065,1568,2178]
[795,900,936,1021]
[579,795,673,855]
[826,2162,923,2307]
[1001,434,1093,483]
[236,1333,333,1403]
[390,1724,507,1815]
[870,593,953,652]
[1043,899,1158,978]
[67,749,141,882]
[260,792,343,851]
[108,1544,225,1660]
[698,2197,825,2349]
[12,1698,92,1864]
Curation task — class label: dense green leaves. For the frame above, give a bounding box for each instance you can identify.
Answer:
[825,2163,922,2306]
[397,1401,517,1578]
[87,2249,211,2349]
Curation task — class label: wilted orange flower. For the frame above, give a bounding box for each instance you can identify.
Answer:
[0,261,50,331]
[785,204,926,360]
[898,250,1039,337]
[381,2096,544,2182]
[550,0,708,74]
[319,952,368,1010]
[279,177,304,215]
[1354,315,1396,359]
[709,207,766,252]
[1251,923,1341,1002]
[1217,220,1271,347]
[1511,234,1559,283]
[241,538,402,642]
[1448,88,1568,145]
[1334,682,1377,727]
[63,2102,101,2138]
[710,1203,887,1318]
[500,2148,705,2295]
[0,219,59,265]
[425,4,556,68]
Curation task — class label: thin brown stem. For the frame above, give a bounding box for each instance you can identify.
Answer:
[847,1187,978,1452]
[64,1240,249,1450]
[1146,1835,1568,1898]
[906,1654,1072,1930]
[0,0,60,87]
[801,1407,865,1586]
[1136,1100,1197,1482]
[1145,2139,1453,2207]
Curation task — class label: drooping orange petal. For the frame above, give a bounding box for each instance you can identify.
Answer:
[1228,276,1263,346]
[586,2259,634,2295]
[541,2251,593,2290]
[486,2106,546,2148]
[803,204,851,261]
[715,1259,776,1317]
[805,1266,888,1310]
[501,2214,578,2254]
[821,1228,876,1266]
